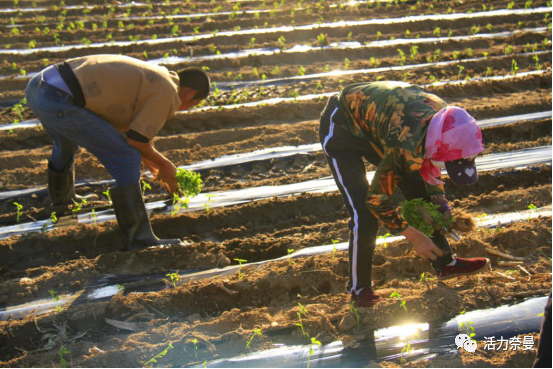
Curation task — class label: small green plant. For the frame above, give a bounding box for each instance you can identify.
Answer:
[172,169,203,214]
[477,213,488,232]
[141,180,151,197]
[452,50,460,60]
[143,343,174,367]
[59,346,70,368]
[377,233,391,247]
[409,45,419,60]
[432,27,441,37]
[41,212,58,233]
[507,1,515,9]
[457,65,465,79]
[166,272,180,287]
[397,49,406,65]
[72,198,88,217]
[485,66,493,77]
[390,291,407,311]
[49,289,62,313]
[234,258,247,280]
[504,44,514,55]
[307,337,322,368]
[331,238,340,261]
[246,328,263,348]
[344,58,351,70]
[459,311,477,342]
[401,199,454,237]
[527,204,537,221]
[297,65,306,76]
[278,35,286,50]
[102,189,111,203]
[316,33,327,47]
[349,301,360,327]
[510,59,519,75]
[203,194,215,213]
[294,302,309,337]
[89,208,97,226]
[14,202,23,223]
[287,248,296,266]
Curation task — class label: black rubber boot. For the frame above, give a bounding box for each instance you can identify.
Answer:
[48,162,99,205]
[111,183,181,251]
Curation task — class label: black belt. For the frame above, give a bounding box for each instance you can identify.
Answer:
[38,78,77,105]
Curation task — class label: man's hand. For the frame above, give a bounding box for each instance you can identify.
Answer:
[157,161,178,194]
[401,226,444,260]
[127,137,179,194]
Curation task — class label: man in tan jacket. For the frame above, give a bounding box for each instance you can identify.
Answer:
[25,54,210,251]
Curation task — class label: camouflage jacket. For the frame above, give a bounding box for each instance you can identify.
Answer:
[338,81,447,234]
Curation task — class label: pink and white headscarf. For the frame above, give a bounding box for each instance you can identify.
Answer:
[420,106,485,185]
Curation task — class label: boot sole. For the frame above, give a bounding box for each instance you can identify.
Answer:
[438,258,491,280]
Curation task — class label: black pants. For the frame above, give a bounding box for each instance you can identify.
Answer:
[534,292,552,368]
[318,96,453,293]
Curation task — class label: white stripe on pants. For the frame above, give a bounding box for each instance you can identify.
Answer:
[323,107,361,294]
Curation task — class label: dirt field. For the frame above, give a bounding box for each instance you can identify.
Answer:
[0,0,551,367]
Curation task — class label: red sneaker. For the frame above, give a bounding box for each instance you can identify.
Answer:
[436,257,491,280]
[351,288,382,308]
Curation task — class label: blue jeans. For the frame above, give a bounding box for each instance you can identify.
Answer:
[25,73,141,187]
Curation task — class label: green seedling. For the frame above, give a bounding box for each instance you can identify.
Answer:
[390,291,407,311]
[297,65,306,76]
[377,233,391,247]
[419,272,433,290]
[72,198,88,217]
[287,248,296,266]
[41,212,57,233]
[278,35,286,50]
[477,213,488,232]
[59,346,70,368]
[295,302,309,337]
[89,209,97,226]
[307,337,322,368]
[401,199,454,237]
[459,311,477,342]
[485,66,493,77]
[316,33,327,47]
[331,238,341,261]
[172,169,203,215]
[141,180,151,197]
[527,204,537,221]
[234,258,247,280]
[190,338,198,359]
[349,301,360,327]
[246,328,263,348]
[397,49,406,66]
[166,272,180,288]
[409,45,418,60]
[49,289,62,313]
[202,360,207,368]
[102,189,112,205]
[143,342,174,367]
[344,58,351,70]
[511,59,519,75]
[452,50,460,60]
[14,202,23,223]
[457,65,465,79]
[203,194,215,213]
